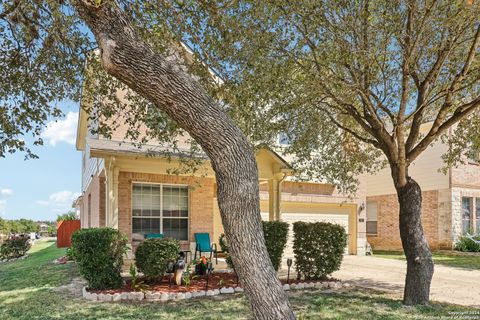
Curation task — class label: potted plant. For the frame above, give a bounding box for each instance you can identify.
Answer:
[194,255,209,275]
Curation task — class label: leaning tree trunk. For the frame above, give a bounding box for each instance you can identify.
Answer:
[396,177,434,305]
[74,1,294,319]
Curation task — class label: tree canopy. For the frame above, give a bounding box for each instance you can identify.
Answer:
[2,1,479,186]
[0,218,40,234]
[157,0,480,190]
[0,0,93,158]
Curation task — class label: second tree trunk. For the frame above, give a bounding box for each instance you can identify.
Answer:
[396,177,434,305]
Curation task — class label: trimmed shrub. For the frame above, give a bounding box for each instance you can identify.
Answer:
[293,222,347,280]
[455,235,480,252]
[65,246,75,261]
[0,236,31,259]
[135,238,180,280]
[56,212,77,222]
[71,228,128,290]
[219,221,289,271]
[262,221,289,271]
[218,234,234,268]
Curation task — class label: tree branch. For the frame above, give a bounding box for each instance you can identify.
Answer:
[405,21,480,153]
[0,0,20,20]
[72,1,294,319]
[408,96,480,162]
[317,104,380,147]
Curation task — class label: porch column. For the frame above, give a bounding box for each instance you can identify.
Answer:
[112,167,119,229]
[268,177,282,221]
[105,158,119,229]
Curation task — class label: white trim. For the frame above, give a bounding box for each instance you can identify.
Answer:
[131,181,189,187]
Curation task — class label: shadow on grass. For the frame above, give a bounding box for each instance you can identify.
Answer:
[289,289,473,320]
[0,288,249,320]
[1,242,476,320]
[1,286,471,320]
[0,240,74,292]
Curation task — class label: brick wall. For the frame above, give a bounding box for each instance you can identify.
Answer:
[117,171,215,249]
[80,175,103,228]
[367,190,451,250]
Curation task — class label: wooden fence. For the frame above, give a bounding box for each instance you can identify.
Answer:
[56,220,80,248]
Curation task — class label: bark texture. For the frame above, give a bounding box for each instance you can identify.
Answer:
[74,1,294,319]
[396,177,434,305]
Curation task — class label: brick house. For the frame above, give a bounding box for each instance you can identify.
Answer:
[75,98,369,261]
[365,124,480,251]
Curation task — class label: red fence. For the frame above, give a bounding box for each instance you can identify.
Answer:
[56,220,80,248]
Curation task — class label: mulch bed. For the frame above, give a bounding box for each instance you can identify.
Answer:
[90,271,340,295]
[91,272,240,294]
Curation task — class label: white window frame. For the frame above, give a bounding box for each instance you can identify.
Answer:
[131,181,189,241]
[366,201,378,236]
[475,197,480,234]
[462,196,473,235]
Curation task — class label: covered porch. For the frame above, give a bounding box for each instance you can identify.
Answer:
[88,140,299,246]
[87,138,359,258]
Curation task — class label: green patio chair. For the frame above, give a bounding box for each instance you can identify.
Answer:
[145,233,164,239]
[194,233,218,264]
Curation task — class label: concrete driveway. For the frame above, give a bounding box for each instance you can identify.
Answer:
[333,255,480,307]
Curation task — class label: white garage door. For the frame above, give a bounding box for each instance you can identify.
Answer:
[261,212,349,263]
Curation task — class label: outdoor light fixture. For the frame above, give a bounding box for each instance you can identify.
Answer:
[359,202,366,212]
[286,258,293,284]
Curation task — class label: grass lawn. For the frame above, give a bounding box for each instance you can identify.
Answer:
[0,240,477,320]
[373,250,480,270]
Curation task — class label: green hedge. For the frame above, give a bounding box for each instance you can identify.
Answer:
[71,228,127,290]
[262,221,289,271]
[135,238,180,280]
[293,222,347,280]
[0,237,31,259]
[219,220,289,271]
[455,235,480,252]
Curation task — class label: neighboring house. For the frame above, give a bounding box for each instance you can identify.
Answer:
[38,223,49,237]
[366,124,480,251]
[75,98,368,260]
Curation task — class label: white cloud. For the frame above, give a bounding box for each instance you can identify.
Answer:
[0,188,13,197]
[42,112,78,146]
[36,190,81,207]
[0,189,12,216]
[36,200,50,206]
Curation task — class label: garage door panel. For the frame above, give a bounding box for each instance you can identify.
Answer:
[282,213,349,228]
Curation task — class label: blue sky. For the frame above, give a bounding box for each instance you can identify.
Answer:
[0,101,81,222]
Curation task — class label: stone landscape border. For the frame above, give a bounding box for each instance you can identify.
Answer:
[0,255,28,263]
[82,280,351,302]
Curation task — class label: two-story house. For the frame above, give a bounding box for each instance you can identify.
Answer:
[366,124,480,250]
[75,87,368,261]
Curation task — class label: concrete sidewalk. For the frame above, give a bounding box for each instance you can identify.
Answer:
[333,255,480,307]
